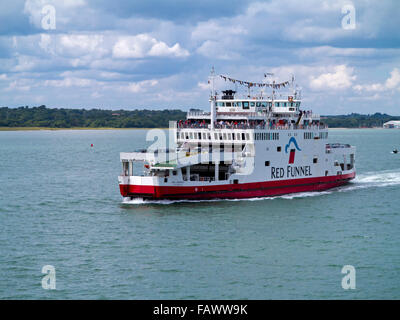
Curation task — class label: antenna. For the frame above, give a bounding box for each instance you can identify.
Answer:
[209,66,216,97]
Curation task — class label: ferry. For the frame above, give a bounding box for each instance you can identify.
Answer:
[118,69,356,200]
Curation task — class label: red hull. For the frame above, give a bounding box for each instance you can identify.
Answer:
[120,172,356,200]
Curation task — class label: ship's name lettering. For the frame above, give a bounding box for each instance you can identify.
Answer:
[271,166,312,179]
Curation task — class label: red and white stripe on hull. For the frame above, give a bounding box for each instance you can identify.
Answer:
[120,172,356,200]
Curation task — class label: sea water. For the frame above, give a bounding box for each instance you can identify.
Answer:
[0,129,399,299]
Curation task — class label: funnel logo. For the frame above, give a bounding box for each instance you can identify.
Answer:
[285,137,301,164]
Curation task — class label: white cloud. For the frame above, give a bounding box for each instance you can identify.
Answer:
[196,40,240,60]
[385,68,400,89]
[126,79,158,93]
[353,68,400,92]
[197,81,210,90]
[191,21,247,42]
[112,34,189,59]
[0,74,8,80]
[310,65,356,90]
[60,34,104,53]
[44,77,93,88]
[298,46,377,58]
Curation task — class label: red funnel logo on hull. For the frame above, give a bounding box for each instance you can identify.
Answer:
[289,149,296,164]
[285,137,301,164]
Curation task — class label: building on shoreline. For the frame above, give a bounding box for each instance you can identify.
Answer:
[383,120,400,128]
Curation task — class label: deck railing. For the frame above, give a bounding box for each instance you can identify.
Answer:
[177,123,328,130]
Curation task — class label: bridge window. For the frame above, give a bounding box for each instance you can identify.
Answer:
[216,102,224,107]
[283,102,287,107]
[275,102,280,107]
[226,102,232,107]
[250,102,256,107]
[236,102,242,107]
[243,102,249,109]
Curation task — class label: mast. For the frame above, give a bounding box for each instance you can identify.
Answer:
[209,66,216,130]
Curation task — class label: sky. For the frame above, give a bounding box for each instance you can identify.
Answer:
[0,0,399,114]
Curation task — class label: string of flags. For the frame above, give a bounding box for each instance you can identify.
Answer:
[219,75,290,89]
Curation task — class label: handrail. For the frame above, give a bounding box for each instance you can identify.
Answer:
[178,123,328,130]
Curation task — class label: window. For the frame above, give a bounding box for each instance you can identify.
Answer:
[236,102,242,107]
[228,133,232,140]
[277,146,281,152]
[246,133,250,140]
[275,102,280,107]
[313,158,318,164]
[226,102,232,107]
[325,170,328,176]
[214,133,218,140]
[190,132,193,139]
[242,133,246,140]
[265,161,270,166]
[283,102,287,107]
[216,102,224,107]
[223,133,227,140]
[172,171,177,176]
[233,179,239,184]
[250,102,255,107]
[243,102,249,109]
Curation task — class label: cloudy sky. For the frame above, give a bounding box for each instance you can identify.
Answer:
[0,0,399,114]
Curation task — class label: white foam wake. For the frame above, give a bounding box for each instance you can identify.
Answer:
[121,169,400,205]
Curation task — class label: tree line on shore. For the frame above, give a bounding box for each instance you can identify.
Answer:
[0,105,398,128]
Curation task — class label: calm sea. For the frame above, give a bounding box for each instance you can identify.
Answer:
[0,129,399,299]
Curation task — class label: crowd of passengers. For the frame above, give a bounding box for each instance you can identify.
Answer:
[178,118,322,129]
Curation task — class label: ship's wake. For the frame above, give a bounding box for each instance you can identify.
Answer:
[121,169,400,205]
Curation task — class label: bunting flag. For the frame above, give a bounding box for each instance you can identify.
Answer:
[219,75,290,89]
